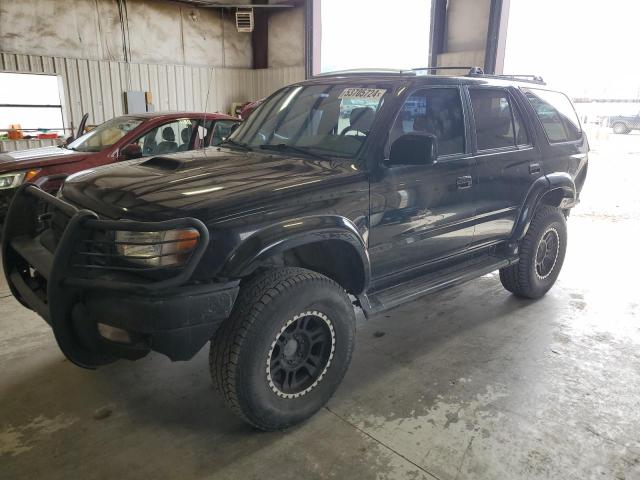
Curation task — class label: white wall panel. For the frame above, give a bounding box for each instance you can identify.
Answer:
[253,66,306,101]
[1,138,62,152]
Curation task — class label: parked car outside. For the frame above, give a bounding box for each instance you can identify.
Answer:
[607,111,640,134]
[3,70,588,431]
[0,112,239,224]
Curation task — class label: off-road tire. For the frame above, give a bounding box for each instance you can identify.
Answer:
[500,206,567,299]
[612,122,630,134]
[209,267,356,431]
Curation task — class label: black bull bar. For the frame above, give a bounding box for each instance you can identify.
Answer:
[2,183,211,368]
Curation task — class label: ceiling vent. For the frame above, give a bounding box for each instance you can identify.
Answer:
[235,8,254,33]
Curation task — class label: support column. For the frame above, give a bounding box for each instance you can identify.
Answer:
[252,1,269,69]
[431,0,509,75]
[305,0,321,77]
[484,0,510,74]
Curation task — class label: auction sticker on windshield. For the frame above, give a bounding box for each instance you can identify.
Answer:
[339,88,387,100]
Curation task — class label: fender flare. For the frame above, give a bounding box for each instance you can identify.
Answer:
[222,215,371,294]
[512,173,576,242]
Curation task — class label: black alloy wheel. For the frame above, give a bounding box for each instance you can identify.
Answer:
[535,227,560,280]
[267,311,335,398]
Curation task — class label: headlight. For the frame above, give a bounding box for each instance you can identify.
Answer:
[115,228,200,267]
[0,169,40,190]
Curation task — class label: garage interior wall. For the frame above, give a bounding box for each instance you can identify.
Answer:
[0,0,305,132]
[0,52,304,132]
[268,5,306,68]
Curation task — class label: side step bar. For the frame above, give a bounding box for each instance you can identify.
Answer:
[361,255,518,315]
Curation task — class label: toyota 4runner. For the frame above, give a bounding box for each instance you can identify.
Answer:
[2,68,588,431]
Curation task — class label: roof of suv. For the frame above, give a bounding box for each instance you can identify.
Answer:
[303,69,549,90]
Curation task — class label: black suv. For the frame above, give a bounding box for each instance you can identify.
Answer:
[2,69,588,431]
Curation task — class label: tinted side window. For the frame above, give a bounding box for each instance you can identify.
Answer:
[513,100,530,145]
[523,88,581,142]
[389,88,465,156]
[469,89,516,150]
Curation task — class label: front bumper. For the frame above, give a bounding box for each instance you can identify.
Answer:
[2,184,239,368]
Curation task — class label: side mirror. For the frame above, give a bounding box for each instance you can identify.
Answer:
[119,143,142,160]
[65,136,74,146]
[388,133,438,166]
[229,123,240,135]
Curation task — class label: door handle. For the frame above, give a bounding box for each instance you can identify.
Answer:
[529,163,541,174]
[456,175,473,189]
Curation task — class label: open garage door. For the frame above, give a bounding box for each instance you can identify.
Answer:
[314,0,432,73]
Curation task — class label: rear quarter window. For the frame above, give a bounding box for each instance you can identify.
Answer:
[522,88,582,143]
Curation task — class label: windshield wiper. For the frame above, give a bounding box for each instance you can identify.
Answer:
[259,143,327,160]
[220,139,252,151]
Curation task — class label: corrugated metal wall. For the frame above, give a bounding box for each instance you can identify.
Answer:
[1,52,305,132]
[253,63,307,100]
[1,138,62,152]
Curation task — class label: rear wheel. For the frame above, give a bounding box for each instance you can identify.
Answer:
[500,206,567,299]
[612,122,630,134]
[209,267,356,431]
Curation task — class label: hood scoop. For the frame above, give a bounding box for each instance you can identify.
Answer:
[139,156,184,171]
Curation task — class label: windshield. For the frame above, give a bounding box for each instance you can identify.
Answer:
[228,84,389,158]
[67,116,143,152]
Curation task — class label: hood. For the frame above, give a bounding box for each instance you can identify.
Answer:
[61,148,364,222]
[0,145,91,173]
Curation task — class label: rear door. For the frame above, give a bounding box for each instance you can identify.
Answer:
[520,87,586,195]
[467,86,540,247]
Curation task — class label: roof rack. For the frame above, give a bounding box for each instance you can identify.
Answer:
[496,74,545,84]
[414,67,546,84]
[412,66,485,75]
[467,71,546,85]
[312,67,546,84]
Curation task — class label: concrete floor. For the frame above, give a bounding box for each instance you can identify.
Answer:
[1,131,640,480]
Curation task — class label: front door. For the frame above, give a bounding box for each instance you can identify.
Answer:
[369,87,477,281]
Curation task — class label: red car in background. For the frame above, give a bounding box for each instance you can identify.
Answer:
[0,112,239,223]
[238,99,264,120]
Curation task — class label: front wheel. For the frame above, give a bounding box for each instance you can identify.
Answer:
[209,267,356,431]
[500,206,567,299]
